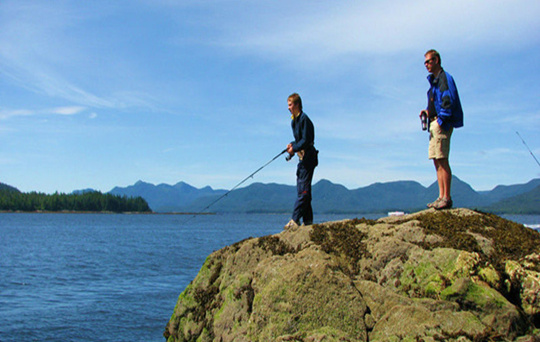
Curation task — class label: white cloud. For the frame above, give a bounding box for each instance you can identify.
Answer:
[0,1,153,110]
[0,109,33,120]
[53,106,86,116]
[0,106,87,120]
[213,0,540,62]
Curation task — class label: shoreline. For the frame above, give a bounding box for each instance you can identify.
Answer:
[0,210,539,217]
[2,208,538,215]
[0,210,216,215]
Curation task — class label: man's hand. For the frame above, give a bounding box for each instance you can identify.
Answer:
[287,143,294,155]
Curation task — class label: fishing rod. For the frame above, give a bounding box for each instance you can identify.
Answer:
[182,148,290,223]
[516,132,540,168]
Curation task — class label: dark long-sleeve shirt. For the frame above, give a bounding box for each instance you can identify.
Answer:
[290,111,315,152]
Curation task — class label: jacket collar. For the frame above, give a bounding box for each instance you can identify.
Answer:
[291,110,303,121]
[427,68,444,85]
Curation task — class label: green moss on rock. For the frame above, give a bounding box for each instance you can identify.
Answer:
[257,235,296,256]
[165,209,540,342]
[417,210,540,272]
[310,218,370,276]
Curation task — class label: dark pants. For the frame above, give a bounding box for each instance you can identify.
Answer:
[292,150,317,224]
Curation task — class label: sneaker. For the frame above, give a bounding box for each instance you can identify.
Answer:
[427,198,442,208]
[434,197,453,210]
[284,219,299,230]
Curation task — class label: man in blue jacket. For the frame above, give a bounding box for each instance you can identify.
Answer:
[285,93,318,229]
[420,49,463,210]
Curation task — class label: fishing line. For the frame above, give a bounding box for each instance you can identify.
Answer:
[516,132,540,168]
[181,149,289,224]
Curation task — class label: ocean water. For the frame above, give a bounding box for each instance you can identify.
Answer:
[1,212,538,342]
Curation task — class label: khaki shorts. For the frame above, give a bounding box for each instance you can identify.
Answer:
[428,120,453,159]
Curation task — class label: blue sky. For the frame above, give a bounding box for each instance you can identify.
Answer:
[1,0,539,194]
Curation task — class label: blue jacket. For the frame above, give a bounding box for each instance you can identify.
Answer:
[427,69,464,131]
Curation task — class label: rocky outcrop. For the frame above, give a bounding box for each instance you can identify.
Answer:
[164,209,540,341]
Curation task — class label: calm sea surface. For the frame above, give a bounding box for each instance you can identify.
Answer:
[1,212,538,342]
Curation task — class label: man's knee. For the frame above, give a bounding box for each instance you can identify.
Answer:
[298,189,311,201]
[434,158,450,169]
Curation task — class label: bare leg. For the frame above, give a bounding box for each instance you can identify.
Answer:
[433,159,443,199]
[436,158,452,199]
[432,158,452,209]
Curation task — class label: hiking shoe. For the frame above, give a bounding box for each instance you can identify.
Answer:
[284,219,299,230]
[434,197,453,210]
[427,198,442,208]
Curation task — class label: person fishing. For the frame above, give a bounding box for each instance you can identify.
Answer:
[284,93,318,229]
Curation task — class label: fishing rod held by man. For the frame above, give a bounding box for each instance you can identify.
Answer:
[181,148,290,225]
[285,149,294,161]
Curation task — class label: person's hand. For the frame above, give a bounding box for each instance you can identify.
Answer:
[287,143,294,155]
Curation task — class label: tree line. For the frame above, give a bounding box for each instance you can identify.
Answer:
[0,189,151,213]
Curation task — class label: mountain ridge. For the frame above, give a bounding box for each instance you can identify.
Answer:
[2,178,538,214]
[107,177,540,214]
[108,180,227,213]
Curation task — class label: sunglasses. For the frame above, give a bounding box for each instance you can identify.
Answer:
[424,57,435,65]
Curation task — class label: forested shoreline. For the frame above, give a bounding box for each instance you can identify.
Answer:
[0,189,151,213]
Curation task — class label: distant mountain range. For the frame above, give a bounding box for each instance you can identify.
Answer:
[2,178,538,214]
[107,177,540,214]
[109,181,226,213]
